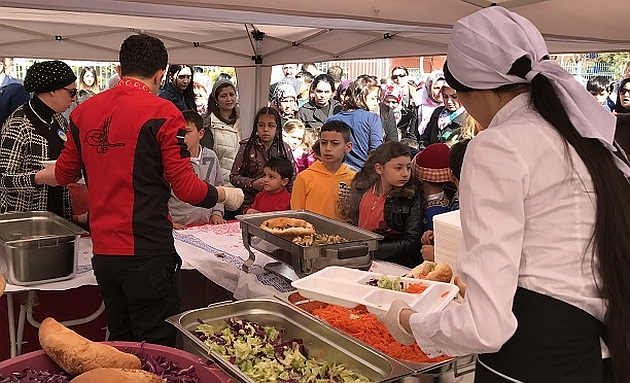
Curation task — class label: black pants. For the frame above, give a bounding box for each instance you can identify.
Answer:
[475,287,606,383]
[92,253,182,347]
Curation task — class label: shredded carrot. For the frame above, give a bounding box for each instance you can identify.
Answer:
[404,283,428,294]
[440,290,450,298]
[310,304,450,363]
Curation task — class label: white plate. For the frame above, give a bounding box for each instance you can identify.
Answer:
[41,160,56,168]
[292,266,459,315]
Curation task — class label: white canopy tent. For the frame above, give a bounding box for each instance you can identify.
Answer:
[1,0,629,127]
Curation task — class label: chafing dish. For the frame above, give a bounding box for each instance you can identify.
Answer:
[279,292,476,381]
[237,210,383,279]
[0,211,88,285]
[167,298,414,382]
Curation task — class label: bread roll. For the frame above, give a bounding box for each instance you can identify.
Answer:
[454,276,467,298]
[39,317,141,375]
[406,261,453,282]
[260,217,316,238]
[70,368,165,383]
[0,274,5,297]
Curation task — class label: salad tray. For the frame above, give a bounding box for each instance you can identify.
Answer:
[167,298,414,383]
[291,266,459,315]
[237,210,383,278]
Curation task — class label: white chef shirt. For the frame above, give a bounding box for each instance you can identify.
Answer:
[410,93,605,357]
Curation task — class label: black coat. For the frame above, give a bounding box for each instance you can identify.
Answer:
[379,103,399,142]
[417,105,465,149]
[349,182,423,268]
[295,99,342,131]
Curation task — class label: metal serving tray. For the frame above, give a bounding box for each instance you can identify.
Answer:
[279,292,476,378]
[166,298,414,383]
[0,211,88,285]
[237,210,383,278]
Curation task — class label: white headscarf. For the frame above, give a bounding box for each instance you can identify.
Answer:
[446,6,629,178]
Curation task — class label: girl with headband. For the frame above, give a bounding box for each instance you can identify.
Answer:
[379,6,630,382]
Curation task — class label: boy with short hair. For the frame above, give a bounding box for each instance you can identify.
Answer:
[245,157,293,214]
[290,120,355,221]
[169,110,225,227]
[586,76,615,112]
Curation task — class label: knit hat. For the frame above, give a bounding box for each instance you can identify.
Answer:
[413,143,451,183]
[24,60,77,93]
[211,78,235,99]
[275,83,297,101]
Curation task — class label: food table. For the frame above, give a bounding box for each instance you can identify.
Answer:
[4,221,408,358]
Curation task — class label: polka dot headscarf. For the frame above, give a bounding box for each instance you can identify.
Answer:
[24,60,77,94]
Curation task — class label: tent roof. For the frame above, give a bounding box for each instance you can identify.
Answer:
[1,0,629,67]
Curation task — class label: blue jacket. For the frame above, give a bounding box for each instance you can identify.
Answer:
[326,109,383,170]
[0,82,30,127]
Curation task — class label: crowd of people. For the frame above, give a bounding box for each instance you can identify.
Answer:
[1,5,629,380]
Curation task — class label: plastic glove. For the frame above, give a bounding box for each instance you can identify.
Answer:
[378,300,416,346]
[217,186,244,211]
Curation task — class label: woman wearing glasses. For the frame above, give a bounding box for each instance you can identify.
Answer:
[0,60,77,219]
[158,64,196,112]
[613,77,630,114]
[390,66,415,111]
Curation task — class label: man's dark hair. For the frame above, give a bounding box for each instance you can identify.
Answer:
[327,65,344,82]
[320,120,351,143]
[119,34,168,78]
[295,71,314,83]
[586,76,612,94]
[265,156,294,181]
[182,110,204,131]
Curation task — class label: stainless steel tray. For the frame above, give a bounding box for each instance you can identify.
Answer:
[0,211,88,285]
[278,292,476,377]
[167,298,414,383]
[237,210,383,278]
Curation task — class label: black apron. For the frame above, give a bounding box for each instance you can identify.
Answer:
[475,287,608,383]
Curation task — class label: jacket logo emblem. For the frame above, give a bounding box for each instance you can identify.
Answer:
[85,115,125,154]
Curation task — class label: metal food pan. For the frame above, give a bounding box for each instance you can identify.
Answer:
[166,298,414,383]
[237,210,383,277]
[0,211,88,285]
[278,292,476,378]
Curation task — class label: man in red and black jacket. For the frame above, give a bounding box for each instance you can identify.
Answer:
[36,34,243,347]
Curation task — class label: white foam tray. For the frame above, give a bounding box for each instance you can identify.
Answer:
[292,266,459,315]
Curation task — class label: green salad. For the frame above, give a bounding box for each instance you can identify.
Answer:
[365,275,405,291]
[195,318,370,383]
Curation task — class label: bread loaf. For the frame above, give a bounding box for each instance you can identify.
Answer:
[70,367,165,383]
[260,217,316,238]
[39,317,141,375]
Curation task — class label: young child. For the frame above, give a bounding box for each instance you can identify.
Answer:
[283,119,314,173]
[586,76,615,112]
[326,76,383,171]
[291,120,355,221]
[349,142,423,268]
[412,143,452,234]
[169,110,225,228]
[245,157,293,214]
[230,107,294,212]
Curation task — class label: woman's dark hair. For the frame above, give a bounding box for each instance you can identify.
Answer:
[165,64,196,111]
[241,107,291,173]
[345,76,379,111]
[452,55,630,381]
[351,141,413,193]
[449,138,470,181]
[614,77,630,114]
[79,67,99,92]
[309,74,336,100]
[207,80,237,125]
[391,65,409,76]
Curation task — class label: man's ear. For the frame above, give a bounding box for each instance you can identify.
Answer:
[153,69,166,86]
[116,65,122,78]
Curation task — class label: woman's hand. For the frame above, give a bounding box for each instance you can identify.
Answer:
[34,166,58,186]
[252,178,265,191]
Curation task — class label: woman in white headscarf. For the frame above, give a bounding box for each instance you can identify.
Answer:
[414,69,445,139]
[379,6,630,383]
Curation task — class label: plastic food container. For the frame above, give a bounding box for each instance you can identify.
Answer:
[291,266,459,315]
[0,341,231,382]
[0,211,87,285]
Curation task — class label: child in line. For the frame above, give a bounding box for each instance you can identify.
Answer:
[412,143,452,235]
[291,120,355,222]
[349,141,423,268]
[230,107,294,212]
[586,76,615,112]
[245,157,293,214]
[326,76,383,171]
[420,139,470,262]
[282,119,314,173]
[169,110,225,228]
